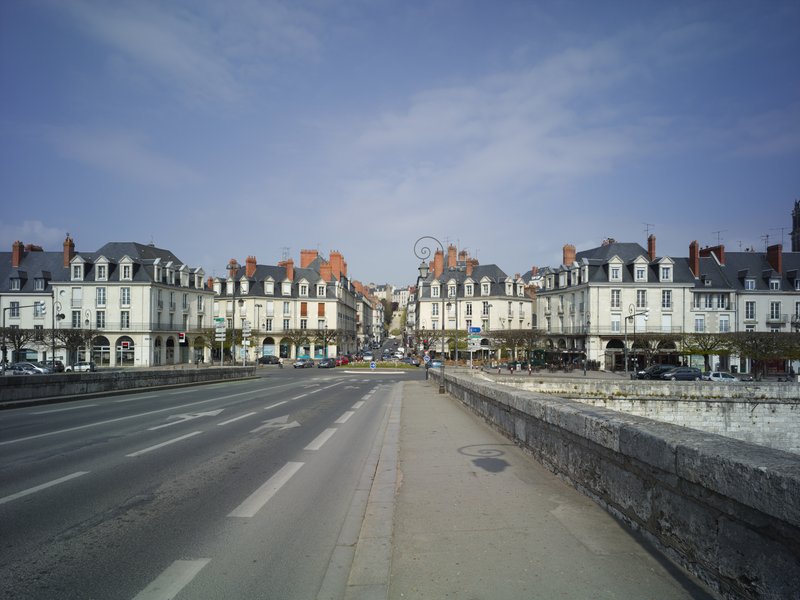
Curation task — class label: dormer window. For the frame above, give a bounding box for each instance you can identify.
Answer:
[299,284,308,296]
[34,278,45,291]
[122,264,132,280]
[610,266,621,282]
[635,267,646,282]
[72,265,83,280]
[448,284,456,298]
[265,280,274,295]
[241,280,249,295]
[660,266,672,282]
[432,285,440,298]
[744,279,755,290]
[481,282,490,295]
[505,282,512,295]
[795,280,800,292]
[282,281,291,296]
[770,279,780,291]
[317,284,326,297]
[97,265,107,281]
[465,283,473,296]
[10,278,21,291]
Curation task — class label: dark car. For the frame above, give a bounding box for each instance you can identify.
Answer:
[293,358,314,368]
[317,358,336,368]
[45,359,65,373]
[660,366,702,381]
[636,364,674,380]
[258,355,280,365]
[400,356,420,366]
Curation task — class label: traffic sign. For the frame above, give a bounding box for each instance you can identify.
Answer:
[423,355,430,363]
[468,334,481,339]
[370,361,376,370]
[468,326,481,333]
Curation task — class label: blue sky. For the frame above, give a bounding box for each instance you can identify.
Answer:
[2,0,798,286]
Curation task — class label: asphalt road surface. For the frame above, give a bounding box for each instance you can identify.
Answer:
[0,366,420,599]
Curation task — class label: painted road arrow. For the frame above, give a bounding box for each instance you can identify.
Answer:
[149,410,224,431]
[250,415,301,434]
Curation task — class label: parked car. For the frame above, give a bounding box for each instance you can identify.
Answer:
[45,359,65,373]
[427,359,443,369]
[362,352,373,362]
[317,358,336,368]
[8,363,37,375]
[400,356,421,367]
[12,361,51,374]
[293,358,314,368]
[636,364,674,380]
[257,355,280,365]
[65,361,96,372]
[703,371,740,383]
[660,366,702,381]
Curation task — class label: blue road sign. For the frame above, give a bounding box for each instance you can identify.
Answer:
[468,327,481,333]
[370,361,376,369]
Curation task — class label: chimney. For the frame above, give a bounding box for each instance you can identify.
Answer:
[245,255,257,278]
[206,276,214,290]
[285,258,294,281]
[320,262,332,281]
[433,249,444,278]
[447,244,457,269]
[466,260,473,277]
[227,258,240,278]
[11,240,24,267]
[63,235,75,267]
[330,251,344,279]
[531,266,538,277]
[689,240,700,277]
[647,234,656,261]
[699,244,725,266]
[767,244,783,274]
[300,249,318,268]
[458,250,468,263]
[562,244,576,266]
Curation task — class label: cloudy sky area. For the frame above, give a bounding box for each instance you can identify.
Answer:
[1,0,799,285]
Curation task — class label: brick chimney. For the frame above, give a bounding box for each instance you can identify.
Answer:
[531,266,538,277]
[206,276,214,290]
[466,259,474,277]
[63,235,75,267]
[320,262,332,281]
[300,249,318,268]
[447,244,457,269]
[647,234,656,261]
[699,244,725,265]
[11,240,24,267]
[562,244,576,266]
[285,258,294,281]
[689,240,700,277]
[433,249,444,278]
[245,255,257,278]
[330,251,344,279]
[767,244,783,274]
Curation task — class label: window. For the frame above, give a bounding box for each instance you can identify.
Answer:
[482,283,490,295]
[745,301,755,320]
[660,266,671,281]
[283,301,290,314]
[265,281,274,295]
[704,294,713,309]
[300,302,308,317]
[466,319,472,330]
[34,279,45,291]
[465,303,473,316]
[770,301,781,320]
[716,294,727,309]
[317,285,325,297]
[719,315,730,333]
[770,279,780,291]
[482,301,489,316]
[432,286,440,298]
[96,287,106,307]
[34,301,46,317]
[796,302,800,318]
[72,310,81,327]
[611,289,620,309]
[266,318,273,331]
[448,284,456,298]
[122,265,131,280]
[300,284,308,296]
[507,301,513,317]
[197,295,204,311]
[97,265,106,280]
[635,267,646,281]
[744,279,755,290]
[96,311,106,329]
[72,265,82,280]
[282,282,291,296]
[465,284,473,296]
[432,304,439,316]
[121,311,130,329]
[283,318,290,330]
[661,290,672,309]
[610,266,621,281]
[636,290,647,308]
[10,278,20,291]
[300,319,307,329]
[694,315,705,333]
[611,315,620,333]
[121,287,131,306]
[10,302,20,318]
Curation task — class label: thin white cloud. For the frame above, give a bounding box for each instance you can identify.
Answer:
[0,220,65,251]
[45,125,202,187]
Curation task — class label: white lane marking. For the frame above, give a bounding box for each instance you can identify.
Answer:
[352,401,365,409]
[126,431,203,457]
[114,394,157,403]
[228,462,304,518]
[168,389,195,395]
[335,411,354,424]
[304,428,337,451]
[0,471,89,506]
[250,415,301,433]
[148,410,223,431]
[133,559,211,600]
[217,412,257,426]
[1,389,257,447]
[31,404,97,414]
[291,394,307,400]
[264,401,287,411]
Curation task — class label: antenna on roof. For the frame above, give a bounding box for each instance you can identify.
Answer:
[281,246,290,261]
[643,223,655,237]
[761,233,770,251]
[712,230,727,245]
[770,227,788,246]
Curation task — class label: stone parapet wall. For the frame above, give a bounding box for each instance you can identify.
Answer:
[431,369,800,600]
[0,367,256,406]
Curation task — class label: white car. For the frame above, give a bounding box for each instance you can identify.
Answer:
[362,352,373,362]
[65,361,96,372]
[705,371,739,383]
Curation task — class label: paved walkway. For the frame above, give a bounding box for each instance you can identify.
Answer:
[347,379,714,599]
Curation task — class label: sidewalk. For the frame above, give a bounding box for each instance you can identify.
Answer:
[385,380,713,599]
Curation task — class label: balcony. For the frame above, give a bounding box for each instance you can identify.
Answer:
[766,313,788,324]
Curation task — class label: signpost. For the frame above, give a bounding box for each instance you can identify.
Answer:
[214,317,226,367]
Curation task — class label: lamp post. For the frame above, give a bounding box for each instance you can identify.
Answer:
[84,309,92,363]
[227,260,241,366]
[51,296,64,368]
[624,304,649,377]
[255,303,263,361]
[415,236,445,394]
[584,316,590,376]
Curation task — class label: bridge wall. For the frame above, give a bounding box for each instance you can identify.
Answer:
[432,369,800,600]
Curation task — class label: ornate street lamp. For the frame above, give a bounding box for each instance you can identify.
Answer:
[415,236,445,394]
[227,260,241,366]
[624,304,649,377]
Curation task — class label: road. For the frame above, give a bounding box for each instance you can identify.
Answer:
[0,365,420,599]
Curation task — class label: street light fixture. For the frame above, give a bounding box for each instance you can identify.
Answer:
[415,236,445,394]
[624,304,649,376]
[584,316,591,376]
[227,260,241,366]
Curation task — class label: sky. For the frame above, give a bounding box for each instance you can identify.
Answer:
[1,0,799,286]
